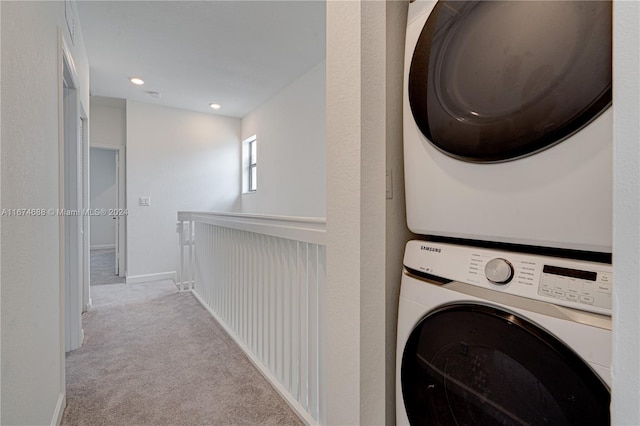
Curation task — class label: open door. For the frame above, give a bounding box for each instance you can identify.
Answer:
[114,150,120,276]
[81,116,91,313]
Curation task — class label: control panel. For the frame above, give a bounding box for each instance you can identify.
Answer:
[403,240,612,316]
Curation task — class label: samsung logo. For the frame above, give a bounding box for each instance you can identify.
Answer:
[420,245,441,253]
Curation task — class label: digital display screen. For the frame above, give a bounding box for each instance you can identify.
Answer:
[543,265,597,281]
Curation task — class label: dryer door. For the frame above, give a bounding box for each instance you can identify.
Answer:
[408,1,612,162]
[401,303,610,425]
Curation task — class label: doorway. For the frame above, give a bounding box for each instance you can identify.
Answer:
[90,147,125,285]
[61,36,88,353]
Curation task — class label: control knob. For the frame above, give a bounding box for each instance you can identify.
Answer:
[484,258,514,285]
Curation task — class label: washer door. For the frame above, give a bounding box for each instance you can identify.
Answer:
[401,304,610,425]
[408,1,612,163]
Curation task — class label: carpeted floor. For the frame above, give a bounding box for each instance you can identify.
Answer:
[90,248,125,285]
[62,280,302,426]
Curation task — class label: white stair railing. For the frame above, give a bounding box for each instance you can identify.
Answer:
[177,212,326,425]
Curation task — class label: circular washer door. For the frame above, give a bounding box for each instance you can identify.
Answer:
[401,303,610,425]
[408,1,612,163]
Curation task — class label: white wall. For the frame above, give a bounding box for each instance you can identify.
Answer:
[612,1,640,424]
[326,2,404,424]
[326,3,362,422]
[0,1,90,424]
[384,2,414,424]
[125,101,241,280]
[241,61,326,217]
[325,2,413,423]
[90,148,117,248]
[359,2,389,423]
[90,96,126,149]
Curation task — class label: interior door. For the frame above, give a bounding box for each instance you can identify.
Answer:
[114,150,120,276]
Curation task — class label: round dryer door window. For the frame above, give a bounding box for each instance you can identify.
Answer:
[408,1,612,162]
[401,304,610,425]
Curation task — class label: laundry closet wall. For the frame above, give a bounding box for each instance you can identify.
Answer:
[325,1,411,424]
[612,1,640,424]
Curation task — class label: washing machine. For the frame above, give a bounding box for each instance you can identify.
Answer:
[404,0,613,253]
[396,240,612,425]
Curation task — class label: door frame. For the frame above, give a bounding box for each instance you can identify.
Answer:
[59,30,88,353]
[81,116,90,312]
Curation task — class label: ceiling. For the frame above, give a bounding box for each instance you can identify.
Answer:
[77,1,326,118]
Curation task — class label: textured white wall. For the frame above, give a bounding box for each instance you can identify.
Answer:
[326,1,362,423]
[384,2,413,424]
[612,1,640,424]
[0,1,90,424]
[90,149,117,247]
[240,61,326,217]
[125,101,241,279]
[359,2,387,424]
[326,2,411,423]
[326,1,406,423]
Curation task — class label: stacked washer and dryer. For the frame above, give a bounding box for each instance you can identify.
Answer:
[397,1,613,424]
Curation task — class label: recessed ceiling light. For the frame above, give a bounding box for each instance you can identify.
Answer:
[146,91,161,98]
[209,103,221,110]
[130,77,144,85]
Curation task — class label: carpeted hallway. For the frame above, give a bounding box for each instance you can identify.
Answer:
[62,280,302,425]
[90,248,125,285]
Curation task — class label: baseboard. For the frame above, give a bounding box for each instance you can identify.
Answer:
[190,290,316,425]
[125,271,176,284]
[51,392,65,426]
[90,244,116,250]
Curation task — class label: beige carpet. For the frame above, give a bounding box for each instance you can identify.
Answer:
[90,248,125,285]
[62,280,302,426]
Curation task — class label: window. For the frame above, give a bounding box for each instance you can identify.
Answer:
[248,136,257,191]
[245,135,257,192]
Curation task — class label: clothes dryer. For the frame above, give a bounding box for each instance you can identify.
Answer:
[396,240,612,425]
[404,1,613,253]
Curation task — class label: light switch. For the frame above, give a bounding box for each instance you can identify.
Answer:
[139,196,151,206]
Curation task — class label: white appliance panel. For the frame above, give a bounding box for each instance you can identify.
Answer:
[404,240,613,315]
[396,240,612,424]
[395,275,612,425]
[403,0,613,252]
